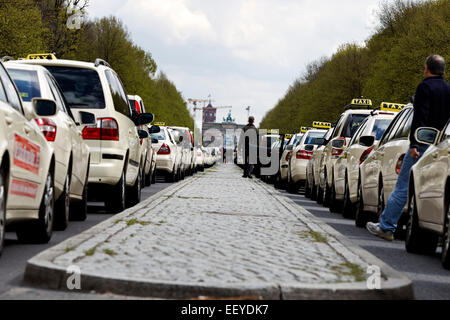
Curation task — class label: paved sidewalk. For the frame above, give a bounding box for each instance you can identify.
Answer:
[24,165,413,299]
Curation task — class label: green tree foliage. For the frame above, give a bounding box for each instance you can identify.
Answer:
[260,0,450,132]
[0,1,193,129]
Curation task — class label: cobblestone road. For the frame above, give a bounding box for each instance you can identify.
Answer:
[50,165,372,288]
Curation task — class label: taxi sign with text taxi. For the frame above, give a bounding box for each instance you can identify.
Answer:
[153,122,166,126]
[284,134,293,140]
[299,127,309,133]
[266,129,279,134]
[351,98,372,106]
[380,102,405,112]
[312,121,332,129]
[26,53,57,60]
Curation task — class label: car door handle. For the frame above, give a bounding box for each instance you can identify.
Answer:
[24,126,31,134]
[432,152,439,159]
[5,116,14,125]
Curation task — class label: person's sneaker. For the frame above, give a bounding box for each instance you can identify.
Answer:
[242,175,248,178]
[248,175,253,179]
[366,222,394,241]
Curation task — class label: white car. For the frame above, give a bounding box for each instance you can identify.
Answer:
[195,146,205,172]
[6,62,91,229]
[128,94,158,186]
[0,60,57,253]
[23,56,154,213]
[170,126,194,178]
[152,125,183,182]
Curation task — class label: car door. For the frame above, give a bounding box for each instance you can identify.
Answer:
[0,64,44,209]
[416,122,450,225]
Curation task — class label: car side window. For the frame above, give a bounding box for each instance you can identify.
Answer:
[333,115,346,138]
[105,70,131,118]
[391,110,413,140]
[45,73,67,113]
[0,64,22,112]
[443,122,450,141]
[350,118,368,146]
[380,109,408,145]
[0,75,8,103]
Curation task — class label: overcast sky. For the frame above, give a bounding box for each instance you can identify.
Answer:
[88,0,387,127]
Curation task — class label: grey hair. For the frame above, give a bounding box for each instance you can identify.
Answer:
[426,55,445,76]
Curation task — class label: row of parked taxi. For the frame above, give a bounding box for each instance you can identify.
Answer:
[264,98,450,269]
[0,53,216,256]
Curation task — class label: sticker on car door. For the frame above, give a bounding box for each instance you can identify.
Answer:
[13,134,41,174]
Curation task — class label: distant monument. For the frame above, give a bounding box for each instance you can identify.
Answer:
[202,109,244,150]
[223,110,235,124]
[202,103,217,123]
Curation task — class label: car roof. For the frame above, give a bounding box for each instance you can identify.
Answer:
[4,62,47,72]
[13,58,105,71]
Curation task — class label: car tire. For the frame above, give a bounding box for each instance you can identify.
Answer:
[151,167,156,184]
[70,173,88,222]
[305,178,311,198]
[311,180,317,201]
[316,185,324,204]
[405,189,438,255]
[105,169,126,214]
[342,178,356,219]
[0,168,6,256]
[328,182,342,213]
[17,172,54,244]
[355,181,369,228]
[287,172,297,194]
[322,180,331,207]
[54,172,70,231]
[127,167,142,207]
[377,179,385,218]
[442,195,450,269]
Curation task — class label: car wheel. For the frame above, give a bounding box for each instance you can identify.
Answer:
[305,178,311,198]
[54,172,70,231]
[151,167,156,184]
[70,173,88,222]
[127,167,142,207]
[405,189,438,255]
[342,178,356,219]
[329,182,342,213]
[322,180,331,207]
[105,169,126,213]
[316,184,324,204]
[287,172,297,194]
[442,196,450,269]
[0,168,6,256]
[355,181,368,228]
[311,180,317,201]
[377,180,385,218]
[17,172,54,244]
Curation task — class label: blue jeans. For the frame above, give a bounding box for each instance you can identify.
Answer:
[379,145,429,232]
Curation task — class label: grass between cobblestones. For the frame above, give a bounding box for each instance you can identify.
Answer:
[295,230,328,243]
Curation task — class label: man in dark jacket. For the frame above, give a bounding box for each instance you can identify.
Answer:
[240,116,259,178]
[367,54,450,241]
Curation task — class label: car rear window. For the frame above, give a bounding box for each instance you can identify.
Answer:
[7,69,41,102]
[151,131,166,141]
[45,66,105,109]
[372,119,392,140]
[341,114,369,138]
[305,131,326,145]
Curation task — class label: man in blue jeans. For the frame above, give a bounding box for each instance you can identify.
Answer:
[367,55,450,241]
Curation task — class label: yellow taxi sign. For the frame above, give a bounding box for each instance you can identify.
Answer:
[380,102,405,112]
[300,127,308,133]
[154,122,166,126]
[351,98,372,106]
[26,53,57,60]
[267,129,279,134]
[285,134,293,140]
[312,121,331,129]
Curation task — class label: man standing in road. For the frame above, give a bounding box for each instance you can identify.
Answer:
[367,54,450,241]
[239,116,259,179]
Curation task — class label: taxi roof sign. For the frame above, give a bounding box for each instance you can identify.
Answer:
[154,122,166,126]
[380,102,405,112]
[351,98,372,106]
[26,53,57,60]
[266,129,279,134]
[312,121,332,129]
[300,127,308,133]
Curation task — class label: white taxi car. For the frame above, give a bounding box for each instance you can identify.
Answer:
[6,62,91,229]
[0,60,57,254]
[23,55,154,213]
[287,126,328,194]
[357,104,413,229]
[318,99,372,208]
[152,124,183,182]
[170,126,194,178]
[333,104,401,217]
[128,94,158,187]
[276,133,302,189]
[405,121,450,269]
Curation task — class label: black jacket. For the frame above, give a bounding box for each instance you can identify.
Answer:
[239,124,259,159]
[410,76,450,148]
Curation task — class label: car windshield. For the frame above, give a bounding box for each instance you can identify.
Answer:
[342,114,369,138]
[7,68,41,102]
[151,131,166,140]
[45,66,106,109]
[372,119,393,140]
[305,131,326,145]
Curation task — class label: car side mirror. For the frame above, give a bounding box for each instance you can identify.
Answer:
[32,98,58,117]
[358,135,375,147]
[138,129,149,139]
[149,125,161,134]
[151,138,159,144]
[136,113,154,125]
[304,144,314,152]
[178,135,183,143]
[415,127,439,145]
[331,139,345,149]
[79,111,96,125]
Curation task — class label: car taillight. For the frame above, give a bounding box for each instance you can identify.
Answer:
[197,151,202,157]
[134,100,141,114]
[296,149,312,160]
[82,118,119,141]
[332,137,346,156]
[35,118,57,142]
[158,143,171,155]
[395,154,405,174]
[359,147,373,165]
[286,151,292,161]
